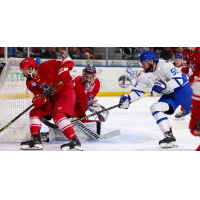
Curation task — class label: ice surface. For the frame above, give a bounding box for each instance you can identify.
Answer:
[0,96,199,151]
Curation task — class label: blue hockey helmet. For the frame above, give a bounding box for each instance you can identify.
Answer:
[139,50,158,63]
[175,53,183,60]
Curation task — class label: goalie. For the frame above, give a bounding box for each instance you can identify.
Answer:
[45,65,109,141]
[73,65,108,124]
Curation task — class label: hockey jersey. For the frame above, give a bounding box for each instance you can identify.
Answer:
[129,60,188,100]
[26,58,74,102]
[73,76,100,118]
[191,74,200,120]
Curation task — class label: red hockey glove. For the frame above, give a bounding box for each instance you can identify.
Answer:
[32,94,49,108]
[61,76,72,85]
[181,63,189,75]
[189,118,200,136]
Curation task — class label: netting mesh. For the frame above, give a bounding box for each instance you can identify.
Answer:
[0,58,33,141]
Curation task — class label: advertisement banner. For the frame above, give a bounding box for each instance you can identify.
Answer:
[72,66,150,96]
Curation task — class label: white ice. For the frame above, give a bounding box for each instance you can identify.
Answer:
[0,96,199,151]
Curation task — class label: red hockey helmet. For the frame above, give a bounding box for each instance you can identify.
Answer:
[20,57,37,71]
[82,65,96,91]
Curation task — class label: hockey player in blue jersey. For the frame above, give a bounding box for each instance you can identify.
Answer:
[119,50,193,148]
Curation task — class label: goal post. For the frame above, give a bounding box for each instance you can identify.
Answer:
[0,58,33,141]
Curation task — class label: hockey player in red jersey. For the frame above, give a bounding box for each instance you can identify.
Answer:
[19,57,81,151]
[189,74,200,151]
[181,47,200,84]
[73,65,108,125]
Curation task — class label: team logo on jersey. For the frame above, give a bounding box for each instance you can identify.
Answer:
[39,82,53,94]
[189,61,196,71]
[31,81,37,87]
[85,94,94,109]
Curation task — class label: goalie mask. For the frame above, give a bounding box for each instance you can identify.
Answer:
[82,65,96,92]
[20,57,37,81]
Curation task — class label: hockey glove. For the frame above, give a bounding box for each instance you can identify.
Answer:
[32,94,49,109]
[88,102,109,122]
[189,118,200,136]
[151,80,173,97]
[119,94,131,109]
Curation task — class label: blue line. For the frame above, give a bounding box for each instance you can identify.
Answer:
[157,117,168,124]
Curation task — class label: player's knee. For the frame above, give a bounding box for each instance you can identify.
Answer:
[29,108,42,118]
[150,102,159,114]
[52,113,68,125]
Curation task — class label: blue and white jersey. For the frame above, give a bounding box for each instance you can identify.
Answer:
[129,60,188,100]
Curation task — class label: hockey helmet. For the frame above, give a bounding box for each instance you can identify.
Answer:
[20,57,37,71]
[140,50,158,63]
[175,53,183,60]
[82,65,96,91]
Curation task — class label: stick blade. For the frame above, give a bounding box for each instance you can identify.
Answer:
[99,130,121,140]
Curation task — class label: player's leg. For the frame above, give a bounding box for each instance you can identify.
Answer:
[175,83,193,116]
[21,108,43,150]
[150,95,179,148]
[52,89,82,151]
[21,103,53,150]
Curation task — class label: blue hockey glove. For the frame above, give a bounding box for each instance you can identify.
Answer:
[119,94,131,109]
[151,80,173,97]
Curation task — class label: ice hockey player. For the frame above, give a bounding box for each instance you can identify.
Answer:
[119,50,193,148]
[73,65,108,126]
[19,57,81,151]
[182,47,200,84]
[189,73,200,151]
[173,53,190,120]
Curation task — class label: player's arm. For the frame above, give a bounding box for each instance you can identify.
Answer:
[152,63,187,96]
[26,81,49,109]
[119,72,148,109]
[58,58,74,85]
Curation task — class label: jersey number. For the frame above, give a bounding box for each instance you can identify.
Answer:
[171,67,178,76]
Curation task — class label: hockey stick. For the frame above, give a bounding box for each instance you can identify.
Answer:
[75,120,121,140]
[41,117,121,140]
[71,93,151,123]
[41,93,151,129]
[0,82,62,133]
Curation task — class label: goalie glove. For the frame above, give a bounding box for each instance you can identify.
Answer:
[32,94,49,108]
[88,102,109,122]
[119,94,131,109]
[151,80,174,97]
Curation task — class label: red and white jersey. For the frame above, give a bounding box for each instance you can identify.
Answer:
[191,74,200,120]
[73,76,100,118]
[186,47,200,77]
[26,58,74,102]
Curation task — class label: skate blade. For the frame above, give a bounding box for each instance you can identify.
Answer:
[160,142,178,148]
[21,144,43,150]
[61,146,83,151]
[175,117,185,121]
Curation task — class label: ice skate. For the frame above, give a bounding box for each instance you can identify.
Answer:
[175,111,186,120]
[21,135,43,150]
[159,129,178,148]
[61,137,82,151]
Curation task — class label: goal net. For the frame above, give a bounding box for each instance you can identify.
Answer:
[0,58,33,141]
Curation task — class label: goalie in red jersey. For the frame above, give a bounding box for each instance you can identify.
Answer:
[189,74,200,151]
[19,57,81,151]
[73,65,109,135]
